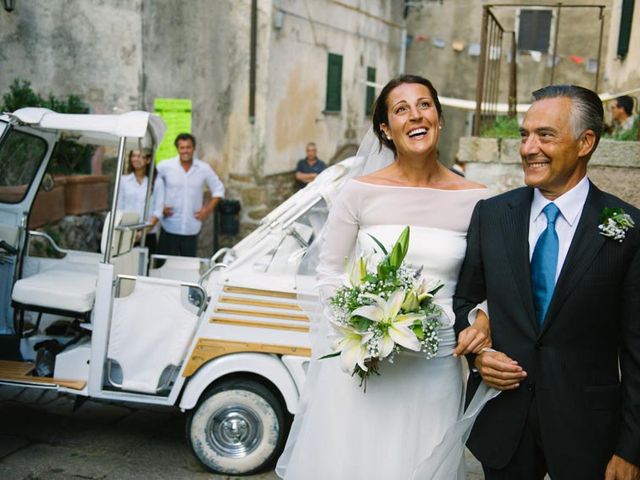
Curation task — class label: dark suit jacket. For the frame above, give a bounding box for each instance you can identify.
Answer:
[454,182,640,478]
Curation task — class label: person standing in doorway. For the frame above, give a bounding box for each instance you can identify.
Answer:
[156,133,224,257]
[295,142,327,189]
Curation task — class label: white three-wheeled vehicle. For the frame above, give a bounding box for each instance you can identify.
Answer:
[0,108,356,474]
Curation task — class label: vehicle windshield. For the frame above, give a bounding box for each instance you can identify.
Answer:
[252,198,329,276]
[0,126,48,204]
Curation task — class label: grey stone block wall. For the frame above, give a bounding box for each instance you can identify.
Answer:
[459,137,640,207]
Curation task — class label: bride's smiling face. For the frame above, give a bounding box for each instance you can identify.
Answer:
[381,83,441,159]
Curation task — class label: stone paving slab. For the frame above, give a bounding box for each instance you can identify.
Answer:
[0,388,487,479]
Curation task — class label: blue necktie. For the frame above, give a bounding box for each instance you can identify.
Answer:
[531,203,560,327]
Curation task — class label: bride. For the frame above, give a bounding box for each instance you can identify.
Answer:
[276,75,496,479]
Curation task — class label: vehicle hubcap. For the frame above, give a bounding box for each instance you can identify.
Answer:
[207,406,263,458]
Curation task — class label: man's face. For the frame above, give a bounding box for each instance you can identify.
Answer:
[306,145,317,162]
[176,139,195,163]
[519,97,592,200]
[610,101,625,122]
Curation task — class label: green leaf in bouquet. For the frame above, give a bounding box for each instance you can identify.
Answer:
[427,282,445,296]
[367,233,389,255]
[351,315,373,332]
[377,261,392,279]
[364,273,378,284]
[411,324,425,340]
[319,351,341,360]
[388,226,410,268]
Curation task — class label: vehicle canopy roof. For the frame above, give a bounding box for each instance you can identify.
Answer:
[4,108,166,147]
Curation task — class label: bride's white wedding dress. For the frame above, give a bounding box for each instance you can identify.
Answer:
[276,179,497,480]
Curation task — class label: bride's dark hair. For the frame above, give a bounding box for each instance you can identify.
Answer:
[371,75,443,155]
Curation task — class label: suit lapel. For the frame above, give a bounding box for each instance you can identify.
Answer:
[501,188,538,334]
[541,182,606,335]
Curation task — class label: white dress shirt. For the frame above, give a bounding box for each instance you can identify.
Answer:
[116,174,163,233]
[468,176,590,325]
[528,175,590,283]
[156,156,225,236]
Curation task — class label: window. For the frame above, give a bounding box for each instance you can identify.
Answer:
[617,0,635,59]
[0,127,47,204]
[325,53,343,112]
[517,9,553,53]
[365,67,376,116]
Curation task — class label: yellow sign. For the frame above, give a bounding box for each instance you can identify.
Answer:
[153,98,192,163]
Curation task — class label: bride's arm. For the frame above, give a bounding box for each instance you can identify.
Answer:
[316,184,360,301]
[453,200,492,356]
[453,309,492,356]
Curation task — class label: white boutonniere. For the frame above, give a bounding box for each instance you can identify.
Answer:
[598,207,635,242]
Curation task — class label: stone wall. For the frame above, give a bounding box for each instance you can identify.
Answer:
[207,171,297,252]
[33,213,106,255]
[458,137,640,207]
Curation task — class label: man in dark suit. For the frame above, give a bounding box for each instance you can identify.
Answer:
[454,85,640,479]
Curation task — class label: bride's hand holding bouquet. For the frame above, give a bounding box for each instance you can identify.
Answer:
[322,226,445,390]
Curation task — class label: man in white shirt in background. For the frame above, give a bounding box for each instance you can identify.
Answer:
[156,133,225,257]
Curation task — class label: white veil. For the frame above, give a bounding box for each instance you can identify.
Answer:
[298,127,395,356]
[351,126,396,177]
[276,128,395,477]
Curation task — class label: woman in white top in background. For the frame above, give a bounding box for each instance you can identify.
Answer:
[117,149,162,254]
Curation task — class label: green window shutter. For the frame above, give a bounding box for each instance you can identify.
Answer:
[365,67,376,116]
[617,0,635,59]
[325,53,343,112]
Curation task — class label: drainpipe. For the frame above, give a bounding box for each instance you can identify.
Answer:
[249,0,257,124]
[399,1,410,74]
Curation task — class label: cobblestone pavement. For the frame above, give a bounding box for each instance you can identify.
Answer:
[0,386,484,479]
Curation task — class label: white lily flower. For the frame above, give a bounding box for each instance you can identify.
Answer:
[352,290,423,357]
[346,253,372,287]
[331,324,372,373]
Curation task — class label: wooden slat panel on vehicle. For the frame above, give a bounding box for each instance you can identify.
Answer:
[210,316,309,333]
[0,360,35,376]
[218,296,303,311]
[183,338,311,377]
[215,307,309,322]
[222,286,296,299]
[0,361,85,390]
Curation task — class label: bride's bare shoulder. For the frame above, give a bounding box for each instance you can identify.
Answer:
[443,169,486,190]
[453,177,486,190]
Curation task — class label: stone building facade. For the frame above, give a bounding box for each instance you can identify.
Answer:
[0,0,403,255]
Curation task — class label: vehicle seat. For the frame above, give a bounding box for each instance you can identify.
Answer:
[106,276,200,394]
[11,211,139,332]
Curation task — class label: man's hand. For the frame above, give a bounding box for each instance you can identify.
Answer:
[605,455,640,480]
[454,310,491,356]
[163,205,174,217]
[474,350,526,390]
[194,206,211,221]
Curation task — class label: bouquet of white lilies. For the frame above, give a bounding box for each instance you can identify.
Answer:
[322,226,443,390]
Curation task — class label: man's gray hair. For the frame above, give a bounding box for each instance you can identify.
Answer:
[531,85,604,150]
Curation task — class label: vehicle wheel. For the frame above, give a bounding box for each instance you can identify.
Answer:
[186,378,287,475]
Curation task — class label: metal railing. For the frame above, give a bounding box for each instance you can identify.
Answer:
[473,3,607,137]
[473,7,517,136]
